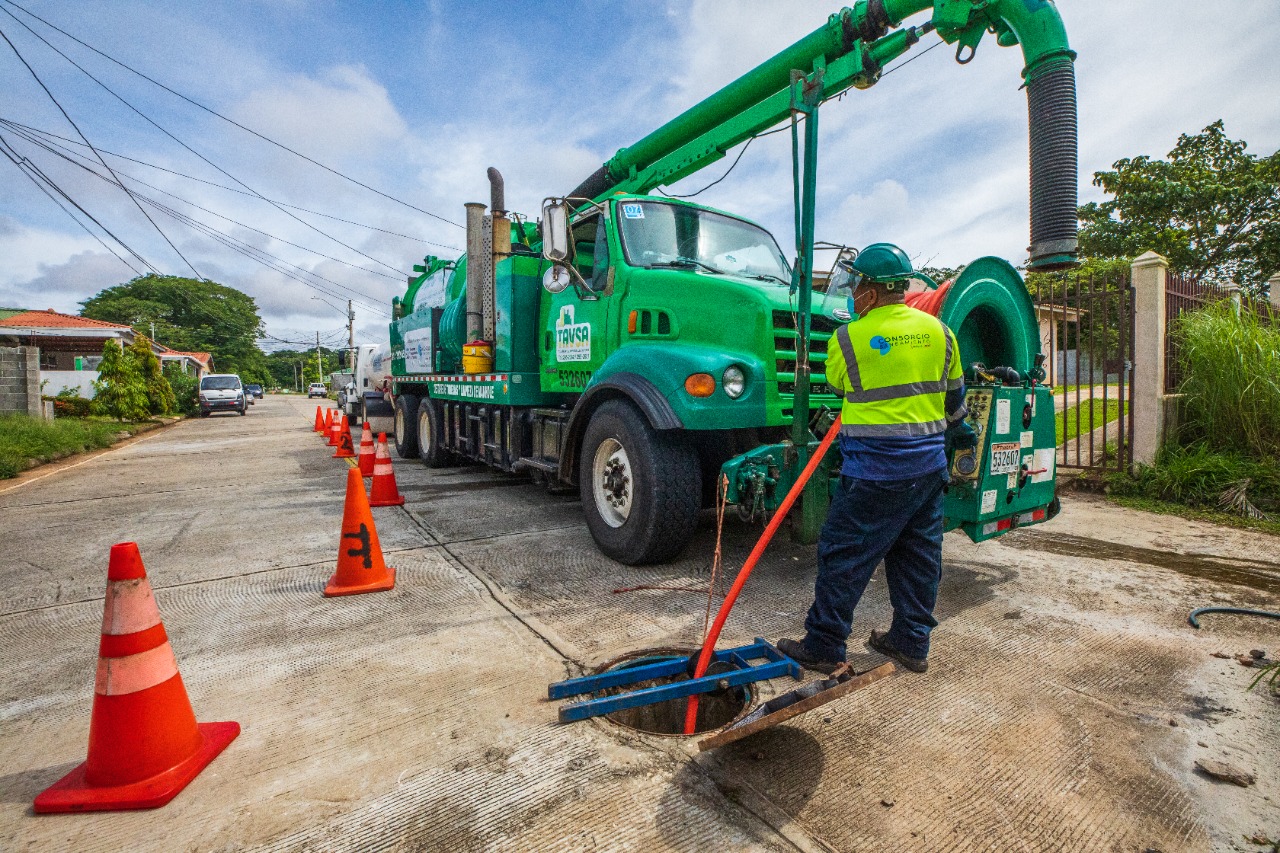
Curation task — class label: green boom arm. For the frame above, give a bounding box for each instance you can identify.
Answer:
[568,0,1077,270]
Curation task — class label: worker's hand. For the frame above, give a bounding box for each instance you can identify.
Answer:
[948,421,978,450]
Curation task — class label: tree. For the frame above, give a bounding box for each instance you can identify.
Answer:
[129,333,176,415]
[93,339,148,421]
[263,347,341,389]
[918,266,963,286]
[1079,121,1280,294]
[81,274,270,382]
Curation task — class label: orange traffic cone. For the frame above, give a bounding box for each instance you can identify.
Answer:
[356,422,375,477]
[325,468,396,597]
[313,406,325,433]
[332,420,358,458]
[327,412,345,447]
[368,433,405,507]
[33,543,239,813]
[322,407,334,436]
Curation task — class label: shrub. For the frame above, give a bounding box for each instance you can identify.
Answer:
[1109,444,1280,518]
[92,339,149,421]
[43,387,92,418]
[1172,301,1280,458]
[130,334,176,415]
[163,363,200,416]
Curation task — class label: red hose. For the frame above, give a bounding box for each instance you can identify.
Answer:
[682,416,842,735]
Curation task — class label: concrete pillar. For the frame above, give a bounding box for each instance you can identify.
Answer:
[1130,251,1168,468]
[0,346,42,417]
[1223,283,1242,316]
[1268,273,1280,312]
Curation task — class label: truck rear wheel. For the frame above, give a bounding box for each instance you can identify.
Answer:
[580,400,700,565]
[417,398,453,468]
[394,394,420,458]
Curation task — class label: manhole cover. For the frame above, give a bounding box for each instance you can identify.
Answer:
[594,648,753,736]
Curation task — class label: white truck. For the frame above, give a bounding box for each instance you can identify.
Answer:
[339,343,395,429]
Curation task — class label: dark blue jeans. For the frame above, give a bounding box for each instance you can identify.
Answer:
[802,470,947,662]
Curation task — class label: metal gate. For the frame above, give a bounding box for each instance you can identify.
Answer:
[1034,270,1135,475]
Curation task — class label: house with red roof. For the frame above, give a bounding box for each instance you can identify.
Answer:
[0,309,212,398]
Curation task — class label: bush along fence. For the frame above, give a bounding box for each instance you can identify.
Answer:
[1103,257,1280,526]
[1133,254,1280,468]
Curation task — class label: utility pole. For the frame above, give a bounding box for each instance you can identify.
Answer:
[150,321,156,343]
[347,300,355,354]
[292,361,299,392]
[315,331,322,387]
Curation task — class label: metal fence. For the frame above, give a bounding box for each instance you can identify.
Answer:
[1035,271,1135,475]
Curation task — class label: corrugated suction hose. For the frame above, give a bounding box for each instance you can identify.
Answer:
[1026,57,1078,270]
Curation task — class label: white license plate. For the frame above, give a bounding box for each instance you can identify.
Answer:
[989,442,1021,476]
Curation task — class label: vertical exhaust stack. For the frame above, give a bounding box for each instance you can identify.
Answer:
[486,168,510,344]
[464,202,486,342]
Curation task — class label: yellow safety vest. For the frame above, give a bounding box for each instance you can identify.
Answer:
[825,304,964,437]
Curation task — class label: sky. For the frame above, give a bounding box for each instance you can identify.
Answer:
[1,0,1278,350]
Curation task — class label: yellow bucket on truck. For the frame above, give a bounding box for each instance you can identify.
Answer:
[462,340,493,374]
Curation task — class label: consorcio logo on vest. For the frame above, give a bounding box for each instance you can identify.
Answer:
[556,305,591,362]
[869,331,934,356]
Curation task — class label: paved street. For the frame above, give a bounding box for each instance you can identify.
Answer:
[1,395,1277,851]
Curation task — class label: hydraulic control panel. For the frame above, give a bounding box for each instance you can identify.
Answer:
[944,383,1058,542]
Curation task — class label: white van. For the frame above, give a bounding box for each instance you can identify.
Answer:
[199,374,247,417]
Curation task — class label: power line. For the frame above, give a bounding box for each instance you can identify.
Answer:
[5,121,404,282]
[0,22,201,277]
[0,118,463,253]
[0,7,409,280]
[0,133,143,275]
[0,130,156,273]
[0,0,464,230]
[3,124,391,312]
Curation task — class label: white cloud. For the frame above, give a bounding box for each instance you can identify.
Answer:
[2,0,1278,342]
[229,65,408,168]
[0,249,133,312]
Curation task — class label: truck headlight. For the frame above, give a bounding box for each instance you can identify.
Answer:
[722,365,746,399]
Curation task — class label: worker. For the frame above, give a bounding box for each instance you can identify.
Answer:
[779,243,976,675]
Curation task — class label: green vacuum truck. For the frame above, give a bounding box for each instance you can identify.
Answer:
[388,0,1077,564]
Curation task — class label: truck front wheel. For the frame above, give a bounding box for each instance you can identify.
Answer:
[580,400,700,565]
[393,394,420,458]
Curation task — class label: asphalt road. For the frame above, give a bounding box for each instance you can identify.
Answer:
[1,394,1277,851]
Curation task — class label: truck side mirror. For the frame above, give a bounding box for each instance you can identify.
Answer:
[338,350,348,368]
[540,200,573,263]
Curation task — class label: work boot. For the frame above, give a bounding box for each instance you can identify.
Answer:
[776,637,843,675]
[868,629,928,673]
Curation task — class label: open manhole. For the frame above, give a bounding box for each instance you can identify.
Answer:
[593,648,753,736]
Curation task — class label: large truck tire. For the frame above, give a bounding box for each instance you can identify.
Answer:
[393,394,420,458]
[416,398,453,468]
[580,400,700,565]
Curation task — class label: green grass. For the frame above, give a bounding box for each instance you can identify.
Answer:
[1172,301,1280,458]
[1056,398,1127,445]
[0,414,146,479]
[1106,444,1280,532]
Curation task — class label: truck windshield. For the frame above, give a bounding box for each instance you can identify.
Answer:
[200,377,240,391]
[616,201,790,284]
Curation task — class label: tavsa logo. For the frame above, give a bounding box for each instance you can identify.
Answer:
[555,305,591,362]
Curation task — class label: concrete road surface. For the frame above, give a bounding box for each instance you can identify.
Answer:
[1,394,1277,851]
